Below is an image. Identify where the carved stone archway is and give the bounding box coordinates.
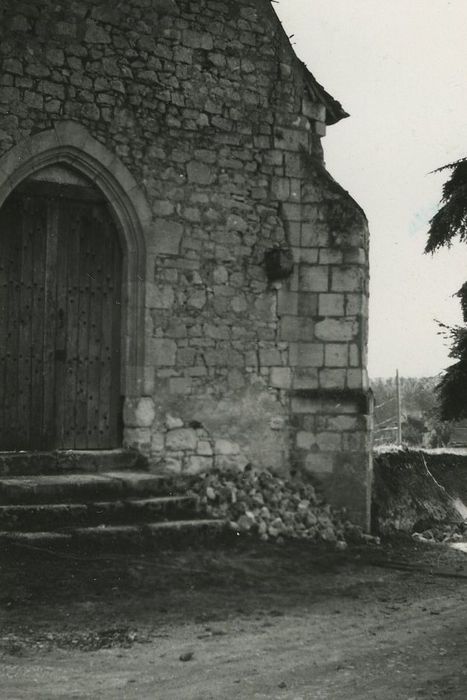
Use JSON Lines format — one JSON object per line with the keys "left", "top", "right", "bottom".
{"left": 0, "top": 121, "right": 151, "bottom": 400}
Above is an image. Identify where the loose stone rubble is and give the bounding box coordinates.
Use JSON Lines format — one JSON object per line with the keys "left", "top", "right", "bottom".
{"left": 412, "top": 523, "right": 467, "bottom": 545}
{"left": 188, "top": 465, "right": 371, "bottom": 545}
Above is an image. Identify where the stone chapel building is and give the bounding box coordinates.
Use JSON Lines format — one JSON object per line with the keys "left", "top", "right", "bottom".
{"left": 0, "top": 0, "right": 372, "bottom": 527}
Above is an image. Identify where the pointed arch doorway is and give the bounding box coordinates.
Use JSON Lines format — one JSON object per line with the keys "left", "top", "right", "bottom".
{"left": 0, "top": 166, "right": 123, "bottom": 450}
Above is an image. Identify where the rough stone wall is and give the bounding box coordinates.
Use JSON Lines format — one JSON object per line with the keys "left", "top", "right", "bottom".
{"left": 0, "top": 0, "right": 371, "bottom": 526}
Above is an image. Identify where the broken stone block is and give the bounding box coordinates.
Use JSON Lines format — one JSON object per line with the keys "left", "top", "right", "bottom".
{"left": 166, "top": 428, "right": 198, "bottom": 451}
{"left": 166, "top": 414, "right": 183, "bottom": 430}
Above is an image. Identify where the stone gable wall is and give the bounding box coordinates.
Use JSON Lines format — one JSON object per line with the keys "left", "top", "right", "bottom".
{"left": 0, "top": 0, "right": 372, "bottom": 526}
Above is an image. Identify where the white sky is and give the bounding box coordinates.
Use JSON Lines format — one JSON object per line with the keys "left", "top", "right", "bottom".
{"left": 275, "top": 0, "right": 467, "bottom": 378}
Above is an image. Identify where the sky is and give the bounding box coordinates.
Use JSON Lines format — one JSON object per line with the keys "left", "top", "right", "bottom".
{"left": 275, "top": 0, "right": 467, "bottom": 378}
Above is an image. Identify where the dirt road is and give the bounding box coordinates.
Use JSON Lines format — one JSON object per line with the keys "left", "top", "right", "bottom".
{"left": 1, "top": 540, "right": 466, "bottom": 699}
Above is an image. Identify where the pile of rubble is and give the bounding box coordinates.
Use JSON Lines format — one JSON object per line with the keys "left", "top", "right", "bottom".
{"left": 188, "top": 466, "right": 370, "bottom": 546}
{"left": 412, "top": 522, "right": 467, "bottom": 545}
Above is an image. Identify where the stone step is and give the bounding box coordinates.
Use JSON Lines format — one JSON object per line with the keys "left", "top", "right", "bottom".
{"left": 0, "top": 519, "right": 227, "bottom": 548}
{"left": 0, "top": 495, "right": 198, "bottom": 532}
{"left": 0, "top": 471, "right": 179, "bottom": 505}
{"left": 0, "top": 449, "right": 143, "bottom": 477}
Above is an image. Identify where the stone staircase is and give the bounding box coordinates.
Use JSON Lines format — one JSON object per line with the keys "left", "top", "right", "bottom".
{"left": 0, "top": 450, "right": 224, "bottom": 547}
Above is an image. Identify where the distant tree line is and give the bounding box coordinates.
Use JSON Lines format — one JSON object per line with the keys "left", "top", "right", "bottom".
{"left": 372, "top": 376, "right": 452, "bottom": 447}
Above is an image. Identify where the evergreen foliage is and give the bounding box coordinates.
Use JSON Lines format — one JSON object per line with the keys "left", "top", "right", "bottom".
{"left": 426, "top": 159, "right": 467, "bottom": 253}
{"left": 427, "top": 160, "right": 467, "bottom": 419}
{"left": 436, "top": 324, "right": 467, "bottom": 420}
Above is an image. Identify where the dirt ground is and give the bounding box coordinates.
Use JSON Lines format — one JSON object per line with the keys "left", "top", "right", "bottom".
{"left": 1, "top": 537, "right": 467, "bottom": 699}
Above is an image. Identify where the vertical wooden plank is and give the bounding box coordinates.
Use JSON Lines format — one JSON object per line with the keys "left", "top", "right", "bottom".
{"left": 0, "top": 198, "right": 11, "bottom": 447}
{"left": 62, "top": 203, "right": 81, "bottom": 450}
{"left": 99, "top": 216, "right": 114, "bottom": 447}
{"left": 109, "top": 216, "right": 122, "bottom": 447}
{"left": 74, "top": 204, "right": 92, "bottom": 449}
{"left": 17, "top": 196, "right": 34, "bottom": 447}
{"left": 0, "top": 204, "right": 5, "bottom": 445}
{"left": 54, "top": 193, "right": 70, "bottom": 449}
{"left": 85, "top": 203, "right": 103, "bottom": 448}
{"left": 0, "top": 197, "right": 19, "bottom": 449}
{"left": 41, "top": 198, "right": 58, "bottom": 449}
{"left": 2, "top": 197, "right": 22, "bottom": 449}
{"left": 97, "top": 211, "right": 122, "bottom": 448}
{"left": 29, "top": 195, "right": 48, "bottom": 449}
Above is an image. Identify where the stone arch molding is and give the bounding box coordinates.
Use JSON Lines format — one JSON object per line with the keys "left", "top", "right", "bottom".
{"left": 0, "top": 121, "right": 151, "bottom": 398}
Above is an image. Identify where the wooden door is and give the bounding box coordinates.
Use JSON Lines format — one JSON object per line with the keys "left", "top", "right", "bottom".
{"left": 0, "top": 182, "right": 122, "bottom": 450}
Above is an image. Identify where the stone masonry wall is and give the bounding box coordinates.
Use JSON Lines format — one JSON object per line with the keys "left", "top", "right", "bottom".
{"left": 0, "top": 0, "right": 371, "bottom": 526}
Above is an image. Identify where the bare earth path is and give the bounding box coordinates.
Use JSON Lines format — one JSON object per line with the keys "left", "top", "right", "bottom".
{"left": 1, "top": 540, "right": 466, "bottom": 699}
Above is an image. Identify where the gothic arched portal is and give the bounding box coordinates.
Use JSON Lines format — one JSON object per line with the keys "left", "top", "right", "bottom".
{"left": 0, "top": 124, "right": 150, "bottom": 450}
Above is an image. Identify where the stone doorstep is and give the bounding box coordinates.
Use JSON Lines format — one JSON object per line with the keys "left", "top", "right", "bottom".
{"left": 0, "top": 495, "right": 198, "bottom": 532}
{"left": 0, "top": 471, "right": 177, "bottom": 505}
{"left": 0, "top": 449, "right": 142, "bottom": 477}
{"left": 0, "top": 519, "right": 227, "bottom": 548}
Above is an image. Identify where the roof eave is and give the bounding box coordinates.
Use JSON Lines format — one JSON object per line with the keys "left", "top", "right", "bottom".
{"left": 302, "top": 63, "right": 349, "bottom": 126}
